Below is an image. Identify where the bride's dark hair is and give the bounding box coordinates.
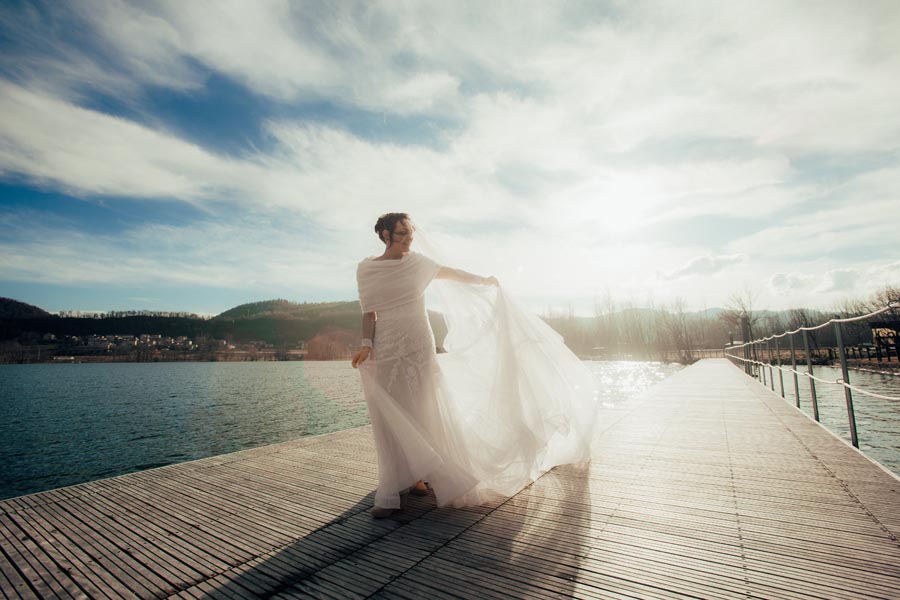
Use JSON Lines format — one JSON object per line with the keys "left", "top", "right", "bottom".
{"left": 374, "top": 212, "right": 412, "bottom": 245}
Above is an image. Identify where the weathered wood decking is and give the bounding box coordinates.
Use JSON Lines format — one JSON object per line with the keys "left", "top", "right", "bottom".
{"left": 2, "top": 359, "right": 899, "bottom": 599}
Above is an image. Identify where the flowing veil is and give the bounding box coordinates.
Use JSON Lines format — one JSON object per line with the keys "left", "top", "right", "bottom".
{"left": 408, "top": 222, "right": 600, "bottom": 506}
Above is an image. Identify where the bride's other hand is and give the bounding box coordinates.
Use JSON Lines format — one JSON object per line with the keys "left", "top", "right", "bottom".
{"left": 352, "top": 347, "right": 371, "bottom": 368}
{"left": 436, "top": 266, "right": 499, "bottom": 287}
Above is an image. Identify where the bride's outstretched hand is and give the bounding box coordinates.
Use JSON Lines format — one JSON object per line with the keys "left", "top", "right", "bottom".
{"left": 482, "top": 276, "right": 499, "bottom": 286}
{"left": 352, "top": 347, "right": 371, "bottom": 368}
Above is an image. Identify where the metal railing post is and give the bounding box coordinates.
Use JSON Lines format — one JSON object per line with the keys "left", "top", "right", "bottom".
{"left": 775, "top": 337, "right": 784, "bottom": 398}
{"left": 766, "top": 339, "right": 774, "bottom": 390}
{"left": 758, "top": 341, "right": 764, "bottom": 382}
{"left": 750, "top": 342, "right": 756, "bottom": 378}
{"left": 833, "top": 321, "right": 859, "bottom": 448}
{"left": 747, "top": 342, "right": 753, "bottom": 377}
{"left": 759, "top": 341, "right": 767, "bottom": 386}
{"left": 802, "top": 330, "right": 819, "bottom": 421}
{"left": 789, "top": 333, "right": 800, "bottom": 408}
{"left": 740, "top": 313, "right": 751, "bottom": 374}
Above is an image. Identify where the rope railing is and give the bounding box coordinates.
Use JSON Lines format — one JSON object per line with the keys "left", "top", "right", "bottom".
{"left": 724, "top": 301, "right": 900, "bottom": 448}
{"left": 728, "top": 352, "right": 900, "bottom": 402}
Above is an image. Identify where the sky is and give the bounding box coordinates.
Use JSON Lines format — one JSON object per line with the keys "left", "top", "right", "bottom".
{"left": 1, "top": 1, "right": 899, "bottom": 316}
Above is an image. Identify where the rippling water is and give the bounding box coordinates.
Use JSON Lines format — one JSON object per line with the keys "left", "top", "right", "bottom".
{"left": 0, "top": 360, "right": 682, "bottom": 501}
{"left": 756, "top": 363, "right": 900, "bottom": 476}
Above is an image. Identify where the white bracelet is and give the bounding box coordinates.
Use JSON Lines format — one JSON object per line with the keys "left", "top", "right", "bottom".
{"left": 361, "top": 338, "right": 373, "bottom": 348}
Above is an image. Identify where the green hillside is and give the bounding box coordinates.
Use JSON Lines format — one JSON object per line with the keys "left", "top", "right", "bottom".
{"left": 214, "top": 299, "right": 360, "bottom": 320}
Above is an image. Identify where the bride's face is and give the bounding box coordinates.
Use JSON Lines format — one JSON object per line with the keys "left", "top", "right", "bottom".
{"left": 390, "top": 220, "right": 414, "bottom": 250}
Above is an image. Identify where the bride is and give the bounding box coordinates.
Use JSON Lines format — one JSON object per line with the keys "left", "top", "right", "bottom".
{"left": 353, "top": 212, "right": 598, "bottom": 518}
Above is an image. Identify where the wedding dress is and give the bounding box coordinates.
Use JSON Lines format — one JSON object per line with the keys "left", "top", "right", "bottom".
{"left": 357, "top": 237, "right": 598, "bottom": 510}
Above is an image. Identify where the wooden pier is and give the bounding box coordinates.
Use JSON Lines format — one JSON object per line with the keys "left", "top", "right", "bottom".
{"left": 2, "top": 359, "right": 899, "bottom": 599}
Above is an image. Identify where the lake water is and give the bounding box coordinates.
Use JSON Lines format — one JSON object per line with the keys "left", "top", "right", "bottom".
{"left": 757, "top": 363, "right": 900, "bottom": 476}
{"left": 0, "top": 360, "right": 683, "bottom": 501}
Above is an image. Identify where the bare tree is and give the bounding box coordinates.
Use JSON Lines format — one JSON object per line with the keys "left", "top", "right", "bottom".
{"left": 661, "top": 298, "right": 693, "bottom": 362}
{"left": 593, "top": 290, "right": 619, "bottom": 352}
{"left": 720, "top": 286, "right": 760, "bottom": 341}
{"left": 867, "top": 285, "right": 900, "bottom": 312}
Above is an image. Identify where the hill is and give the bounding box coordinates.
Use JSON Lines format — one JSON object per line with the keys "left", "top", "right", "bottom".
{"left": 215, "top": 299, "right": 360, "bottom": 320}
{"left": 0, "top": 297, "right": 54, "bottom": 319}
{"left": 214, "top": 299, "right": 447, "bottom": 345}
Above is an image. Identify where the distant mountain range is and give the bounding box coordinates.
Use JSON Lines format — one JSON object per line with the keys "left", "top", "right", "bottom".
{"left": 0, "top": 297, "right": 366, "bottom": 320}
{"left": 0, "top": 297, "right": 364, "bottom": 344}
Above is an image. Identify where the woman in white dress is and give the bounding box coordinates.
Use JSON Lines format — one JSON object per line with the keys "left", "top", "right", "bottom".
{"left": 353, "top": 213, "right": 598, "bottom": 518}
{"left": 352, "top": 213, "right": 497, "bottom": 517}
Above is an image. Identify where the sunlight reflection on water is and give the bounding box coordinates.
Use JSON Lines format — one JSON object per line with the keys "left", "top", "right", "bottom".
{"left": 587, "top": 360, "right": 685, "bottom": 409}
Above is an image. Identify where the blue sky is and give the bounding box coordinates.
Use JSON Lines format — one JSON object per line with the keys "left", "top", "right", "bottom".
{"left": 1, "top": 1, "right": 899, "bottom": 315}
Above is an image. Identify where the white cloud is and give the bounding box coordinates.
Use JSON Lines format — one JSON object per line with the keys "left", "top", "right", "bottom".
{"left": 817, "top": 268, "right": 860, "bottom": 293}
{"left": 769, "top": 272, "right": 818, "bottom": 294}
{"left": 869, "top": 260, "right": 900, "bottom": 283}
{"left": 660, "top": 254, "right": 746, "bottom": 280}
{"left": 0, "top": 80, "right": 256, "bottom": 201}
{"left": 82, "top": 0, "right": 467, "bottom": 114}
{"left": 766, "top": 261, "right": 900, "bottom": 307}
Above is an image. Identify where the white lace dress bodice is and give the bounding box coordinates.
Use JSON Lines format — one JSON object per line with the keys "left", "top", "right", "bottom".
{"left": 372, "top": 297, "right": 437, "bottom": 402}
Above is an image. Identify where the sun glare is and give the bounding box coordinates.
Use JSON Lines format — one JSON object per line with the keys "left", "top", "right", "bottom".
{"left": 565, "top": 173, "right": 660, "bottom": 235}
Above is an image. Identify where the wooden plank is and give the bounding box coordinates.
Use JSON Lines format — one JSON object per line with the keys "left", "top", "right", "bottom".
{"left": 0, "top": 513, "right": 74, "bottom": 599}
{"left": 286, "top": 574, "right": 368, "bottom": 600}
{"left": 54, "top": 492, "right": 203, "bottom": 588}
{"left": 462, "top": 518, "right": 748, "bottom": 581}
{"left": 97, "top": 475, "right": 287, "bottom": 556}
{"left": 167, "top": 587, "right": 205, "bottom": 600}
{"left": 200, "top": 561, "right": 283, "bottom": 598}
{"left": 5, "top": 504, "right": 133, "bottom": 599}
{"left": 0, "top": 528, "right": 40, "bottom": 600}
{"left": 148, "top": 467, "right": 337, "bottom": 535}
{"left": 86, "top": 479, "right": 257, "bottom": 563}
{"left": 35, "top": 495, "right": 163, "bottom": 598}
{"left": 38, "top": 488, "right": 188, "bottom": 587}
{"left": 80, "top": 481, "right": 234, "bottom": 574}
{"left": 207, "top": 462, "right": 374, "bottom": 519}
{"left": 3, "top": 508, "right": 113, "bottom": 600}
{"left": 415, "top": 552, "right": 687, "bottom": 600}
{"left": 379, "top": 570, "right": 478, "bottom": 600}
{"left": 439, "top": 534, "right": 751, "bottom": 600}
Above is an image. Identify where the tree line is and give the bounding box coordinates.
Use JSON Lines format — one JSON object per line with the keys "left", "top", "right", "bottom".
{"left": 543, "top": 285, "right": 899, "bottom": 360}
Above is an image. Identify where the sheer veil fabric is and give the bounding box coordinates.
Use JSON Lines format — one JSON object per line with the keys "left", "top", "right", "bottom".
{"left": 357, "top": 224, "right": 599, "bottom": 509}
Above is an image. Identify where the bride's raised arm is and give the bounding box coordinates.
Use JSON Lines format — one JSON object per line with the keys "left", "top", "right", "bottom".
{"left": 436, "top": 266, "right": 499, "bottom": 287}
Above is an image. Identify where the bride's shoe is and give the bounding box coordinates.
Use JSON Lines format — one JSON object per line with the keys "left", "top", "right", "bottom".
{"left": 409, "top": 481, "right": 429, "bottom": 496}
{"left": 371, "top": 506, "right": 397, "bottom": 519}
